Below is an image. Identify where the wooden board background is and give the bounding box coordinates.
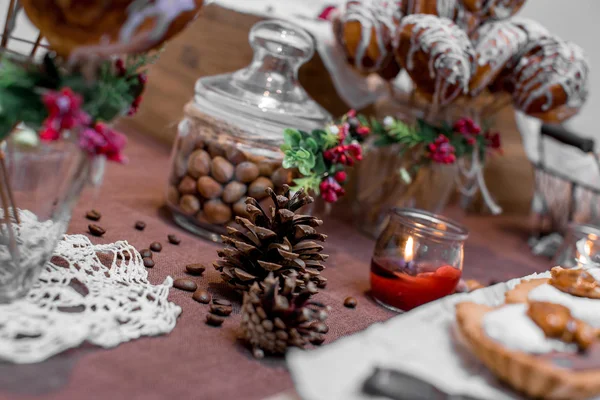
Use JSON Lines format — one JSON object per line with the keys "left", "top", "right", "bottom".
{"left": 121, "top": 4, "right": 535, "bottom": 215}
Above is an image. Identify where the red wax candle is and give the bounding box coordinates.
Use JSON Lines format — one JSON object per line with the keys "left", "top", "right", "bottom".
{"left": 370, "top": 256, "right": 462, "bottom": 311}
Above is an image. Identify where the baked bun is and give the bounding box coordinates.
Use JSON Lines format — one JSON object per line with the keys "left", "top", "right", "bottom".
{"left": 21, "top": 0, "right": 204, "bottom": 57}
{"left": 394, "top": 14, "right": 475, "bottom": 105}
{"left": 508, "top": 36, "right": 589, "bottom": 123}
{"left": 462, "top": 0, "right": 526, "bottom": 21}
{"left": 334, "top": 0, "right": 404, "bottom": 78}
{"left": 405, "top": 0, "right": 480, "bottom": 34}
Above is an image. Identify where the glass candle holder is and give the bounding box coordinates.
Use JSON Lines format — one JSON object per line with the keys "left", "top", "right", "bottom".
{"left": 552, "top": 223, "right": 600, "bottom": 268}
{"left": 370, "top": 208, "right": 468, "bottom": 312}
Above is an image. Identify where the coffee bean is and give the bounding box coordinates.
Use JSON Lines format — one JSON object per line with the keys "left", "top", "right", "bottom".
{"left": 168, "top": 234, "right": 181, "bottom": 245}
{"left": 139, "top": 248, "right": 152, "bottom": 258}
{"left": 143, "top": 258, "right": 155, "bottom": 268}
{"left": 179, "top": 195, "right": 201, "bottom": 215}
{"left": 185, "top": 263, "right": 205, "bottom": 275}
{"left": 257, "top": 161, "right": 276, "bottom": 177}
{"left": 150, "top": 242, "right": 162, "bottom": 252}
{"left": 248, "top": 177, "right": 274, "bottom": 199}
{"left": 135, "top": 221, "right": 146, "bottom": 231}
{"left": 210, "top": 304, "right": 232, "bottom": 316}
{"left": 206, "top": 313, "right": 224, "bottom": 327}
{"left": 173, "top": 278, "right": 197, "bottom": 292}
{"left": 88, "top": 224, "right": 106, "bottom": 237}
{"left": 235, "top": 162, "right": 260, "bottom": 183}
{"left": 193, "top": 290, "right": 211, "bottom": 304}
{"left": 207, "top": 141, "right": 226, "bottom": 158}
{"left": 177, "top": 175, "right": 197, "bottom": 195}
{"left": 343, "top": 297, "right": 357, "bottom": 308}
{"left": 85, "top": 210, "right": 102, "bottom": 221}
{"left": 210, "top": 156, "right": 234, "bottom": 184}
{"left": 212, "top": 298, "right": 231, "bottom": 307}
{"left": 197, "top": 176, "right": 223, "bottom": 199}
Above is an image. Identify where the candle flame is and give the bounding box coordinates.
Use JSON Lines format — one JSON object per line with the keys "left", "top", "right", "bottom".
{"left": 404, "top": 236, "right": 414, "bottom": 262}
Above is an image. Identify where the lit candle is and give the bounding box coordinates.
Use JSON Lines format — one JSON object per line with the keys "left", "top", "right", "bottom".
{"left": 403, "top": 236, "right": 417, "bottom": 275}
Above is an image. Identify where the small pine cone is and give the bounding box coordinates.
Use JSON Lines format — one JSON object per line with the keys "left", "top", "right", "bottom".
{"left": 240, "top": 273, "right": 328, "bottom": 358}
{"left": 214, "top": 185, "right": 328, "bottom": 293}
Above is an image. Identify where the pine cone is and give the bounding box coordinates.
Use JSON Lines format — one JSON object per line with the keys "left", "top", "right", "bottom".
{"left": 240, "top": 273, "right": 329, "bottom": 358}
{"left": 214, "top": 185, "right": 328, "bottom": 292}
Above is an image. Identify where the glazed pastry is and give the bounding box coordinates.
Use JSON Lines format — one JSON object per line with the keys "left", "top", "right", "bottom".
{"left": 21, "top": 0, "right": 204, "bottom": 57}
{"left": 507, "top": 36, "right": 590, "bottom": 123}
{"left": 334, "top": 0, "right": 404, "bottom": 78}
{"left": 404, "top": 0, "right": 480, "bottom": 34}
{"left": 482, "top": 17, "right": 550, "bottom": 94}
{"left": 394, "top": 14, "right": 475, "bottom": 105}
{"left": 469, "top": 18, "right": 548, "bottom": 96}
{"left": 457, "top": 301, "right": 600, "bottom": 400}
{"left": 506, "top": 267, "right": 600, "bottom": 328}
{"left": 461, "top": 0, "right": 526, "bottom": 21}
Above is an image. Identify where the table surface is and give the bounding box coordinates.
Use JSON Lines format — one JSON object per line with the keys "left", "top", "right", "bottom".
{"left": 0, "top": 129, "right": 549, "bottom": 400}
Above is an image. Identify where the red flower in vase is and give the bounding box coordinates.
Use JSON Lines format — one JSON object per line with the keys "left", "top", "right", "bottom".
{"left": 320, "top": 177, "right": 345, "bottom": 203}
{"left": 453, "top": 117, "right": 481, "bottom": 146}
{"left": 40, "top": 87, "right": 90, "bottom": 141}
{"left": 484, "top": 131, "right": 502, "bottom": 152}
{"left": 79, "top": 123, "right": 127, "bottom": 163}
{"left": 427, "top": 135, "right": 456, "bottom": 164}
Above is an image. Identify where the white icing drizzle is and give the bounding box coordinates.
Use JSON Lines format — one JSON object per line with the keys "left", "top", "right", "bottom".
{"left": 511, "top": 36, "right": 589, "bottom": 115}
{"left": 398, "top": 14, "right": 474, "bottom": 105}
{"left": 483, "top": 304, "right": 577, "bottom": 354}
{"left": 477, "top": 0, "right": 525, "bottom": 20}
{"left": 341, "top": 0, "right": 404, "bottom": 71}
{"left": 472, "top": 20, "right": 527, "bottom": 70}
{"left": 404, "top": 0, "right": 475, "bottom": 33}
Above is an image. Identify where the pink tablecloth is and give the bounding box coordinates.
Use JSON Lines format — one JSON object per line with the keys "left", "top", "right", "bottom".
{"left": 0, "top": 129, "right": 548, "bottom": 400}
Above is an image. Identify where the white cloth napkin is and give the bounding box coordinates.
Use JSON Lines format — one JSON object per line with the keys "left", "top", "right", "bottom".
{"left": 287, "top": 272, "right": 559, "bottom": 400}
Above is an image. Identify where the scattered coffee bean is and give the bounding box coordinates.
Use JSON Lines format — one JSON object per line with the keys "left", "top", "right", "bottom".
{"left": 173, "top": 278, "right": 197, "bottom": 292}
{"left": 206, "top": 313, "right": 224, "bottom": 327}
{"left": 135, "top": 221, "right": 146, "bottom": 231}
{"left": 209, "top": 304, "right": 232, "bottom": 317}
{"left": 88, "top": 224, "right": 106, "bottom": 237}
{"left": 139, "top": 248, "right": 152, "bottom": 259}
{"left": 117, "top": 252, "right": 132, "bottom": 260}
{"left": 344, "top": 297, "right": 357, "bottom": 308}
{"left": 85, "top": 210, "right": 102, "bottom": 221}
{"left": 150, "top": 242, "right": 162, "bottom": 252}
{"left": 168, "top": 234, "right": 181, "bottom": 245}
{"left": 212, "top": 298, "right": 232, "bottom": 307}
{"left": 193, "top": 290, "right": 211, "bottom": 304}
{"left": 143, "top": 258, "right": 155, "bottom": 268}
{"left": 185, "top": 263, "right": 205, "bottom": 275}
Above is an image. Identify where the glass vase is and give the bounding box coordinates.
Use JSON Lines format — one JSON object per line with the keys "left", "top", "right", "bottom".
{"left": 370, "top": 208, "right": 468, "bottom": 312}
{"left": 0, "top": 128, "right": 92, "bottom": 303}
{"left": 353, "top": 140, "right": 458, "bottom": 239}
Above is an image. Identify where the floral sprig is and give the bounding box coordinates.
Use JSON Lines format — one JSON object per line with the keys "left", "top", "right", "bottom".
{"left": 0, "top": 52, "right": 159, "bottom": 162}
{"left": 282, "top": 110, "right": 369, "bottom": 203}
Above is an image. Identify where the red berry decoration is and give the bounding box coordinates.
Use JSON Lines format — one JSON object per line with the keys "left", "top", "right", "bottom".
{"left": 427, "top": 134, "right": 456, "bottom": 165}
{"left": 334, "top": 171, "right": 347, "bottom": 183}
{"left": 115, "top": 59, "right": 126, "bottom": 76}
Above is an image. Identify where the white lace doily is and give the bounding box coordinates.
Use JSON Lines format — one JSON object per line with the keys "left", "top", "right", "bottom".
{"left": 0, "top": 234, "right": 182, "bottom": 364}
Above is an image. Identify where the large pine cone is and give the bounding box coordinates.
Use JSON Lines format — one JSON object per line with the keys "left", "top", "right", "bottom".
{"left": 240, "top": 273, "right": 329, "bottom": 359}
{"left": 214, "top": 185, "right": 328, "bottom": 292}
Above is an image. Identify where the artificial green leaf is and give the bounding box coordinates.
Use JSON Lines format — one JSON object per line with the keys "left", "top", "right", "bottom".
{"left": 283, "top": 128, "right": 302, "bottom": 147}
{"left": 313, "top": 154, "right": 327, "bottom": 175}
{"left": 292, "top": 176, "right": 322, "bottom": 195}
{"left": 304, "top": 137, "right": 319, "bottom": 153}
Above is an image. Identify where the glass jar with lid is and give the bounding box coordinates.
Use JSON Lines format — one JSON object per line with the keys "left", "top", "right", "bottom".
{"left": 166, "top": 19, "right": 331, "bottom": 242}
